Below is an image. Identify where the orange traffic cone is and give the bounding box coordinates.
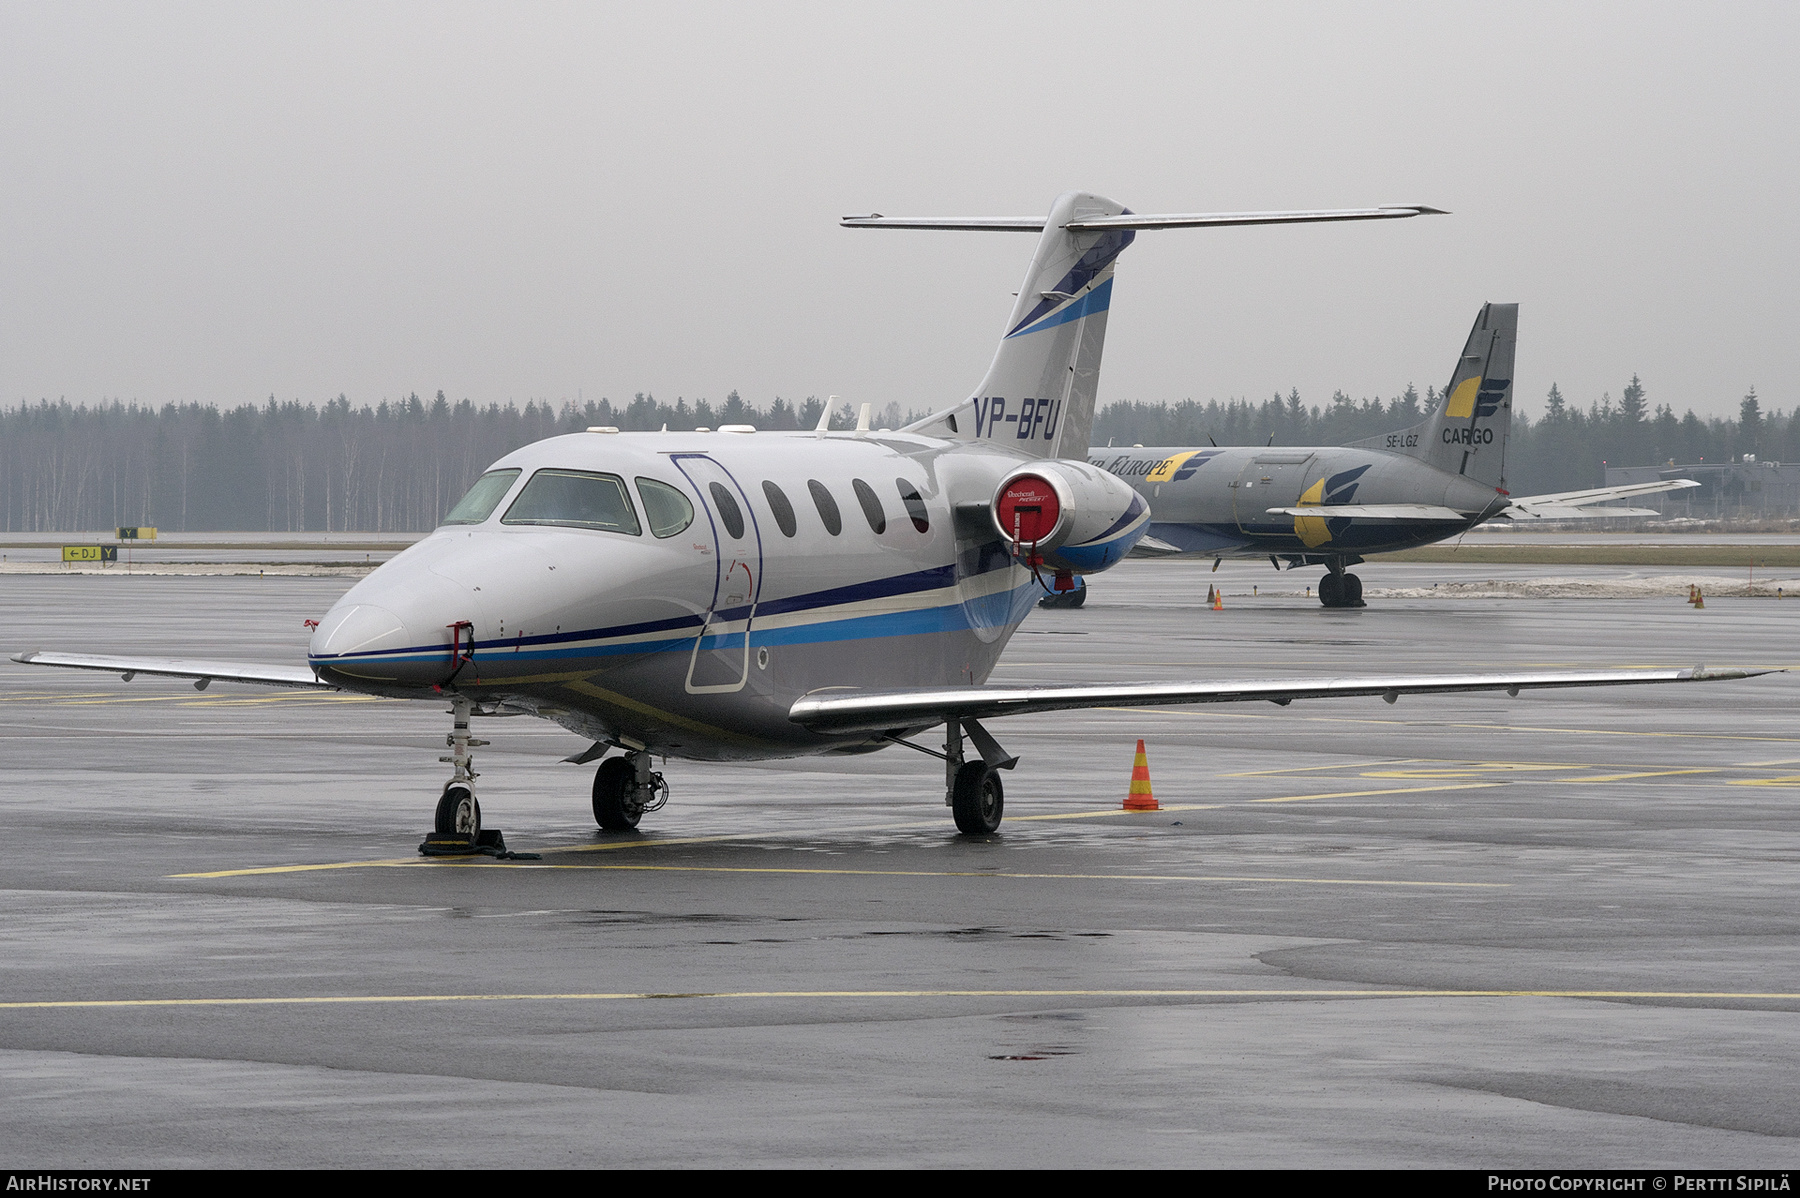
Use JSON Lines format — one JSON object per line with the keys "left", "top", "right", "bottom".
{"left": 1693, "top": 587, "right": 1705, "bottom": 609}
{"left": 1123, "top": 739, "right": 1159, "bottom": 811}
{"left": 1211, "top": 587, "right": 1223, "bottom": 611}
{"left": 1687, "top": 584, "right": 1697, "bottom": 604}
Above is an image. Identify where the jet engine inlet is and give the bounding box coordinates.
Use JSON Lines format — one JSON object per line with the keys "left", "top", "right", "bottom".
{"left": 990, "top": 460, "right": 1150, "bottom": 575}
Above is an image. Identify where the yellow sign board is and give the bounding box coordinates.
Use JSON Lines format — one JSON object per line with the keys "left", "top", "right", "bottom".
{"left": 116, "top": 527, "right": 157, "bottom": 540}
{"left": 62, "top": 545, "right": 118, "bottom": 562}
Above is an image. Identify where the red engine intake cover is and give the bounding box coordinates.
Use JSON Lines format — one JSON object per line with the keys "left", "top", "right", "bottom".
{"left": 996, "top": 475, "right": 1061, "bottom": 544}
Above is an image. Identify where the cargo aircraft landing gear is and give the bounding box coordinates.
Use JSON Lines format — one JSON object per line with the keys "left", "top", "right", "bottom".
{"left": 592, "top": 749, "right": 669, "bottom": 831}
{"left": 1318, "top": 560, "right": 1365, "bottom": 609}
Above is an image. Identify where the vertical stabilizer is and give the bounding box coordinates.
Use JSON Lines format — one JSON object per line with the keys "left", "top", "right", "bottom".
{"left": 903, "top": 192, "right": 1134, "bottom": 459}
{"left": 1354, "top": 303, "right": 1517, "bottom": 489}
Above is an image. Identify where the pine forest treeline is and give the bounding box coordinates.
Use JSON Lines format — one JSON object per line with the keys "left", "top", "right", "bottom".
{"left": 1, "top": 381, "right": 1790, "bottom": 532}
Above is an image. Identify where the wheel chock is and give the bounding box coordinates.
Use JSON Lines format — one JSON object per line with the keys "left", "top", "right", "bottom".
{"left": 1123, "top": 739, "right": 1159, "bottom": 811}
{"left": 418, "top": 829, "right": 541, "bottom": 860}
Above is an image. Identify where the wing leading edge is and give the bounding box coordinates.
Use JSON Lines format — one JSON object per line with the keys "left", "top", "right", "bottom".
{"left": 790, "top": 666, "right": 1772, "bottom": 734}
{"left": 11, "top": 650, "right": 331, "bottom": 690}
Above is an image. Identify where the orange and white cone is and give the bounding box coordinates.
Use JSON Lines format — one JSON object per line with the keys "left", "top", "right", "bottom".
{"left": 1693, "top": 587, "right": 1705, "bottom": 609}
{"left": 1211, "top": 587, "right": 1223, "bottom": 611}
{"left": 1123, "top": 739, "right": 1159, "bottom": 811}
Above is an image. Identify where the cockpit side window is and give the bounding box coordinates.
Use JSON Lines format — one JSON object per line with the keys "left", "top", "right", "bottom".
{"left": 636, "top": 477, "right": 695, "bottom": 539}
{"left": 442, "top": 469, "right": 521, "bottom": 525}
{"left": 502, "top": 469, "right": 642, "bottom": 535}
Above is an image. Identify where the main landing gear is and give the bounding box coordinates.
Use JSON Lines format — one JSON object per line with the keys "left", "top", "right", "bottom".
{"left": 943, "top": 716, "right": 1018, "bottom": 835}
{"left": 1318, "top": 564, "right": 1365, "bottom": 609}
{"left": 592, "top": 749, "right": 669, "bottom": 831}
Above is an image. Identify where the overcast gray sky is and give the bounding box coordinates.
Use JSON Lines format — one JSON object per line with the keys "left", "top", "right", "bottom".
{"left": 3, "top": 1, "right": 1795, "bottom": 422}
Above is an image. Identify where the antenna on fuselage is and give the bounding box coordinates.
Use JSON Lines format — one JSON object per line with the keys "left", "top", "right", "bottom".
{"left": 814, "top": 395, "right": 840, "bottom": 438}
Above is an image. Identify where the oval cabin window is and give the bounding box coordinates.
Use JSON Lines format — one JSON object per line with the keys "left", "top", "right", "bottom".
{"left": 851, "top": 478, "right": 886, "bottom": 535}
{"left": 896, "top": 479, "right": 930, "bottom": 533}
{"left": 708, "top": 481, "right": 746, "bottom": 540}
{"left": 762, "top": 481, "right": 798, "bottom": 538}
{"left": 807, "top": 479, "right": 842, "bottom": 536}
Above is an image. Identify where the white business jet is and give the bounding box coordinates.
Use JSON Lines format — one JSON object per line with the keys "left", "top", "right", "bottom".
{"left": 12, "top": 193, "right": 1767, "bottom": 838}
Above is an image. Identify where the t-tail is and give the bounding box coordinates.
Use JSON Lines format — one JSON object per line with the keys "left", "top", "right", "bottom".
{"left": 844, "top": 194, "right": 1448, "bottom": 461}
{"left": 1354, "top": 302, "right": 1517, "bottom": 489}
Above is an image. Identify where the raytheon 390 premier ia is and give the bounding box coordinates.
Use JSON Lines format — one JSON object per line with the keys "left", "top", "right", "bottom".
{"left": 13, "top": 193, "right": 1764, "bottom": 838}
{"left": 1090, "top": 304, "right": 1699, "bottom": 607}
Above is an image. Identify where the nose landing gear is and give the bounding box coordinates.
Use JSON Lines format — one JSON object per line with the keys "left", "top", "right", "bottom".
{"left": 592, "top": 750, "right": 669, "bottom": 831}
{"left": 434, "top": 695, "right": 487, "bottom": 835}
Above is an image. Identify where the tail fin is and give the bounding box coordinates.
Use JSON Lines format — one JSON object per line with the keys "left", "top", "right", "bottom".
{"left": 902, "top": 191, "right": 1133, "bottom": 459}
{"left": 849, "top": 193, "right": 1446, "bottom": 461}
{"left": 1353, "top": 302, "right": 1517, "bottom": 488}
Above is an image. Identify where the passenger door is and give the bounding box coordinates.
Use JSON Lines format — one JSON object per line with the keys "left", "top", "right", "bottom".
{"left": 671, "top": 453, "right": 763, "bottom": 694}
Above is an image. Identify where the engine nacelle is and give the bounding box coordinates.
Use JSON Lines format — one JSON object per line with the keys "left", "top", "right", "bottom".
{"left": 991, "top": 460, "right": 1149, "bottom": 575}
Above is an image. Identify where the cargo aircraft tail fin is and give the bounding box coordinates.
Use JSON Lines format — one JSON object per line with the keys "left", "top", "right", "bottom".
{"left": 844, "top": 196, "right": 1444, "bottom": 462}
{"left": 1352, "top": 302, "right": 1517, "bottom": 490}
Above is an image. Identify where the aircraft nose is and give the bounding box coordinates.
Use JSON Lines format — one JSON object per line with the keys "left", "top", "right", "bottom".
{"left": 310, "top": 603, "right": 409, "bottom": 659}
{"left": 309, "top": 564, "right": 484, "bottom": 689}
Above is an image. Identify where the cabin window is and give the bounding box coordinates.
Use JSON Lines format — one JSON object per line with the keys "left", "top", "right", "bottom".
{"left": 708, "top": 481, "right": 746, "bottom": 540}
{"left": 635, "top": 477, "right": 693, "bottom": 538}
{"left": 896, "top": 479, "right": 930, "bottom": 533}
{"left": 852, "top": 478, "right": 886, "bottom": 535}
{"left": 762, "top": 481, "right": 798, "bottom": 538}
{"left": 807, "top": 479, "right": 842, "bottom": 536}
{"left": 502, "top": 469, "right": 640, "bottom": 534}
{"left": 442, "top": 469, "right": 520, "bottom": 525}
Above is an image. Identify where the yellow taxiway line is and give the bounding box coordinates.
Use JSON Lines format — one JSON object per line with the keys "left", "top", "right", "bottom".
{"left": 5, "top": 987, "right": 1798, "bottom": 1012}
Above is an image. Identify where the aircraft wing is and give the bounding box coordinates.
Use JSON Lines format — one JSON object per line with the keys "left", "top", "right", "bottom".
{"left": 790, "top": 666, "right": 1772, "bottom": 734}
{"left": 1263, "top": 504, "right": 1467, "bottom": 521}
{"left": 1500, "top": 478, "right": 1700, "bottom": 520}
{"left": 841, "top": 206, "right": 1445, "bottom": 232}
{"left": 10, "top": 650, "right": 331, "bottom": 690}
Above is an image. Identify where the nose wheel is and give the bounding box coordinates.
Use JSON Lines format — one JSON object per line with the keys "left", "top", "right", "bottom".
{"left": 435, "top": 784, "right": 481, "bottom": 835}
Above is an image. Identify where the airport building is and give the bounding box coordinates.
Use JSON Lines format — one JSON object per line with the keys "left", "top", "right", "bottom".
{"left": 1606, "top": 457, "right": 1800, "bottom": 518}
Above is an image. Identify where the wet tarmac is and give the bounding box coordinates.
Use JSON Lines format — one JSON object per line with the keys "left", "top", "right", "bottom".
{"left": 3, "top": 560, "right": 1798, "bottom": 1167}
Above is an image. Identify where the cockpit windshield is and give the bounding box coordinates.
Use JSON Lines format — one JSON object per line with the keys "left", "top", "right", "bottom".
{"left": 502, "top": 469, "right": 642, "bottom": 535}
{"left": 442, "top": 469, "right": 521, "bottom": 525}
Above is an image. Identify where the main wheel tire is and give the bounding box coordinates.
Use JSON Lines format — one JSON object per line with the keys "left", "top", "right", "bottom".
{"left": 592, "top": 756, "right": 642, "bottom": 831}
{"left": 1343, "top": 572, "right": 1364, "bottom": 606}
{"left": 435, "top": 784, "right": 480, "bottom": 836}
{"left": 1318, "top": 572, "right": 1344, "bottom": 607}
{"left": 951, "top": 761, "right": 1004, "bottom": 835}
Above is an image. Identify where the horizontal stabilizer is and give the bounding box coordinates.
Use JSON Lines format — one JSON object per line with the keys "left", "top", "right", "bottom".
{"left": 1500, "top": 505, "right": 1661, "bottom": 521}
{"left": 791, "top": 666, "right": 1775, "bottom": 734}
{"left": 1128, "top": 535, "right": 1186, "bottom": 557}
{"left": 842, "top": 206, "right": 1446, "bottom": 232}
{"left": 1264, "top": 504, "right": 1467, "bottom": 521}
{"left": 11, "top": 650, "right": 331, "bottom": 690}
{"left": 1504, "top": 474, "right": 1699, "bottom": 507}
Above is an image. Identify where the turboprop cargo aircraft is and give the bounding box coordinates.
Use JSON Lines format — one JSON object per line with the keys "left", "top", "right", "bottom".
{"left": 1088, "top": 303, "right": 1699, "bottom": 607}
{"left": 12, "top": 193, "right": 1764, "bottom": 839}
